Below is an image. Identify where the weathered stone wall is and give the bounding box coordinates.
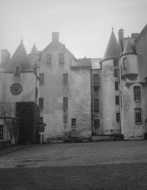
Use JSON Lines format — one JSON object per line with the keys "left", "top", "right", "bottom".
{"left": 0, "top": 72, "right": 36, "bottom": 142}
{"left": 136, "top": 32, "right": 147, "bottom": 81}
{"left": 39, "top": 41, "right": 91, "bottom": 141}
{"left": 69, "top": 69, "right": 91, "bottom": 138}
{"left": 121, "top": 82, "right": 144, "bottom": 139}
{"left": 101, "top": 59, "right": 120, "bottom": 135}
{"left": 0, "top": 72, "right": 36, "bottom": 103}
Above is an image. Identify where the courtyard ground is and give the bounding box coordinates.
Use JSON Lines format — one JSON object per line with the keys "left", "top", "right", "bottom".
{"left": 0, "top": 141, "right": 147, "bottom": 189}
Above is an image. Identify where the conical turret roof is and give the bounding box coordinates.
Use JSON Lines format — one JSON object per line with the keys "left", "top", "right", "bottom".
{"left": 104, "top": 29, "right": 121, "bottom": 59}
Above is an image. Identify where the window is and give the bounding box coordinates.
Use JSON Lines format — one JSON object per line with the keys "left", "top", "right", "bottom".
{"left": 63, "top": 113, "right": 68, "bottom": 124}
{"left": 116, "top": 113, "right": 120, "bottom": 122}
{"left": 113, "top": 59, "right": 118, "bottom": 67}
{"left": 135, "top": 108, "right": 142, "bottom": 124}
{"left": 114, "top": 68, "right": 119, "bottom": 78}
{"left": 94, "top": 99, "right": 99, "bottom": 113}
{"left": 0, "top": 125, "right": 3, "bottom": 139}
{"left": 134, "top": 86, "right": 141, "bottom": 102}
{"left": 115, "top": 81, "right": 119, "bottom": 90}
{"left": 93, "top": 74, "right": 99, "bottom": 85}
{"left": 71, "top": 118, "right": 76, "bottom": 130}
{"left": 47, "top": 54, "right": 52, "bottom": 65}
{"left": 39, "top": 73, "right": 44, "bottom": 85}
{"left": 94, "top": 119, "right": 100, "bottom": 129}
{"left": 63, "top": 73, "right": 68, "bottom": 85}
{"left": 63, "top": 97, "right": 68, "bottom": 112}
{"left": 59, "top": 53, "right": 64, "bottom": 64}
{"left": 94, "top": 86, "right": 99, "bottom": 96}
{"left": 115, "top": 96, "right": 120, "bottom": 105}
{"left": 39, "top": 97, "right": 44, "bottom": 110}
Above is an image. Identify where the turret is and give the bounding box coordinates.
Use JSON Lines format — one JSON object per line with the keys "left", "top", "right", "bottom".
{"left": 104, "top": 29, "right": 121, "bottom": 60}
{"left": 120, "top": 38, "right": 138, "bottom": 80}
{"left": 1, "top": 49, "right": 10, "bottom": 65}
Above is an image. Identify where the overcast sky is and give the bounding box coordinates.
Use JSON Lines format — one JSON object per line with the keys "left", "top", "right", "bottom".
{"left": 0, "top": 0, "right": 147, "bottom": 58}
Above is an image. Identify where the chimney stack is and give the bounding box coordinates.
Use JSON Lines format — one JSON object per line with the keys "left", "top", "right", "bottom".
{"left": 52, "top": 32, "right": 59, "bottom": 42}
{"left": 1, "top": 49, "right": 10, "bottom": 64}
{"left": 118, "top": 29, "right": 124, "bottom": 50}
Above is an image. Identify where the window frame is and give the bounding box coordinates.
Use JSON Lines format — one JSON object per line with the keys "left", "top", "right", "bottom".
{"left": 116, "top": 112, "right": 120, "bottom": 122}
{"left": 94, "top": 98, "right": 99, "bottom": 113}
{"left": 135, "top": 108, "right": 142, "bottom": 124}
{"left": 63, "top": 97, "right": 68, "bottom": 112}
{"left": 0, "top": 125, "right": 3, "bottom": 139}
{"left": 47, "top": 54, "right": 52, "bottom": 65}
{"left": 39, "top": 97, "right": 44, "bottom": 111}
{"left": 71, "top": 118, "right": 76, "bottom": 130}
{"left": 134, "top": 86, "right": 141, "bottom": 102}
{"left": 115, "top": 96, "right": 120, "bottom": 105}
{"left": 39, "top": 73, "right": 45, "bottom": 85}
{"left": 59, "top": 53, "right": 64, "bottom": 64}
{"left": 63, "top": 73, "right": 68, "bottom": 85}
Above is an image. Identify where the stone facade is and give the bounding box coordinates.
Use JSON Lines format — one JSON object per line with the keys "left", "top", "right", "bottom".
{"left": 0, "top": 26, "right": 147, "bottom": 143}
{"left": 39, "top": 33, "right": 91, "bottom": 141}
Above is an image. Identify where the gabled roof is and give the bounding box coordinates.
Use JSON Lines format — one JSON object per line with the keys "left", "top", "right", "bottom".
{"left": 30, "top": 44, "right": 38, "bottom": 54}
{"left": 9, "top": 40, "right": 31, "bottom": 71}
{"left": 123, "top": 38, "right": 136, "bottom": 55}
{"left": 104, "top": 29, "right": 121, "bottom": 59}
{"left": 136, "top": 24, "right": 147, "bottom": 42}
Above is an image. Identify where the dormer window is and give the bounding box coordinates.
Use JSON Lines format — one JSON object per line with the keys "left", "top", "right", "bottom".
{"left": 134, "top": 86, "right": 141, "bottom": 102}
{"left": 59, "top": 53, "right": 64, "bottom": 64}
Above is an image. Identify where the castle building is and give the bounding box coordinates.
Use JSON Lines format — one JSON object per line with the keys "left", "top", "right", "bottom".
{"left": 0, "top": 26, "right": 147, "bottom": 144}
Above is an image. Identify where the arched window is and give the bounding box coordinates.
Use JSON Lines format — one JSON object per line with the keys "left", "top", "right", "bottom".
{"left": 134, "top": 86, "right": 141, "bottom": 102}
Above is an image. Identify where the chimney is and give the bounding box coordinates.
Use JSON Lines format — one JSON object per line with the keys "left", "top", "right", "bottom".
{"left": 118, "top": 29, "right": 124, "bottom": 50}
{"left": 52, "top": 32, "right": 59, "bottom": 42}
{"left": 1, "top": 49, "right": 10, "bottom": 64}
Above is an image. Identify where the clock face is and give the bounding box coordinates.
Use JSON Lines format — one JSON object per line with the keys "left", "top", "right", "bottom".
{"left": 10, "top": 83, "right": 23, "bottom": 95}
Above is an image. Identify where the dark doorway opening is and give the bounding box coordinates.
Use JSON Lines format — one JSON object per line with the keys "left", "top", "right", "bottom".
{"left": 16, "top": 102, "right": 40, "bottom": 144}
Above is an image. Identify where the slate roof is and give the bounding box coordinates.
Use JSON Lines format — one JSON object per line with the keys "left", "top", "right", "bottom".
{"left": 104, "top": 29, "right": 121, "bottom": 59}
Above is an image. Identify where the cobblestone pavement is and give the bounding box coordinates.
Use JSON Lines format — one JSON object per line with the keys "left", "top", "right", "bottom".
{"left": 0, "top": 141, "right": 147, "bottom": 168}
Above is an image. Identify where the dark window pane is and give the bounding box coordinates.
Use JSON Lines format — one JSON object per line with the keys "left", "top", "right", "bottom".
{"left": 115, "top": 81, "right": 119, "bottom": 90}
{"left": 134, "top": 86, "right": 141, "bottom": 102}
{"left": 135, "top": 108, "right": 142, "bottom": 124}
{"left": 94, "top": 119, "right": 100, "bottom": 129}
{"left": 0, "top": 125, "right": 3, "bottom": 139}
{"left": 115, "top": 96, "right": 119, "bottom": 105}
{"left": 63, "top": 73, "right": 68, "bottom": 85}
{"left": 93, "top": 74, "right": 99, "bottom": 85}
{"left": 71, "top": 118, "right": 76, "bottom": 129}
{"left": 63, "top": 113, "right": 68, "bottom": 124}
{"left": 63, "top": 97, "right": 68, "bottom": 112}
{"left": 39, "top": 73, "right": 44, "bottom": 85}
{"left": 114, "top": 68, "right": 119, "bottom": 77}
{"left": 39, "top": 97, "right": 44, "bottom": 110}
{"left": 116, "top": 113, "right": 120, "bottom": 122}
{"left": 94, "top": 99, "right": 99, "bottom": 113}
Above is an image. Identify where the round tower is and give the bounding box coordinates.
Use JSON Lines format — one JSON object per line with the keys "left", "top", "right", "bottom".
{"left": 120, "top": 38, "right": 144, "bottom": 139}
{"left": 101, "top": 29, "right": 121, "bottom": 135}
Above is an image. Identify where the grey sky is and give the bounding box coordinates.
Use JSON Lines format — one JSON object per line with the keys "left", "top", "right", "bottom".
{"left": 0, "top": 0, "right": 147, "bottom": 58}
